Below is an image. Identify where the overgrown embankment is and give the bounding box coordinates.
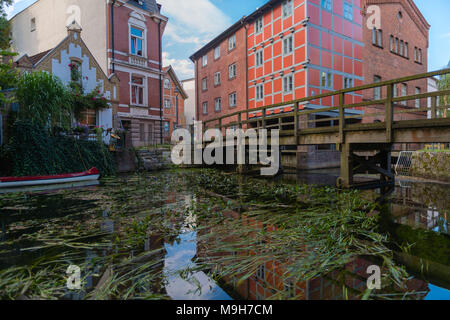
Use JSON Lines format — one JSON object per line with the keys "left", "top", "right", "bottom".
{"left": 410, "top": 152, "right": 450, "bottom": 182}
{"left": 0, "top": 121, "right": 115, "bottom": 177}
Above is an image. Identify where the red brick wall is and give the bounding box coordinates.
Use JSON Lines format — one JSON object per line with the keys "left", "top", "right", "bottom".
{"left": 361, "top": 0, "right": 429, "bottom": 122}
{"left": 163, "top": 74, "right": 186, "bottom": 138}
{"left": 107, "top": 3, "right": 163, "bottom": 116}
{"left": 195, "top": 27, "right": 247, "bottom": 126}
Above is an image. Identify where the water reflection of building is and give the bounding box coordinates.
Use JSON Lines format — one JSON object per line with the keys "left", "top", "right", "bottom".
{"left": 196, "top": 209, "right": 429, "bottom": 300}
{"left": 391, "top": 182, "right": 449, "bottom": 234}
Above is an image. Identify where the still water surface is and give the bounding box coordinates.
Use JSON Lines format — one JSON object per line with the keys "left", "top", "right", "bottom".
{"left": 0, "top": 169, "right": 448, "bottom": 300}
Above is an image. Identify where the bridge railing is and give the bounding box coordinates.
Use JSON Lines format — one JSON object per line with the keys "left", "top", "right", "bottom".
{"left": 203, "top": 68, "right": 450, "bottom": 144}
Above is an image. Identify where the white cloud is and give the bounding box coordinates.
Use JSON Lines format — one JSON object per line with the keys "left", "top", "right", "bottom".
{"left": 159, "top": 0, "right": 232, "bottom": 46}
{"left": 163, "top": 51, "right": 194, "bottom": 79}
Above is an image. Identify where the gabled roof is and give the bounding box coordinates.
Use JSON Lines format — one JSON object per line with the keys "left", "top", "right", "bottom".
{"left": 28, "top": 49, "right": 52, "bottom": 65}
{"left": 164, "top": 65, "right": 188, "bottom": 99}
{"left": 15, "top": 27, "right": 119, "bottom": 84}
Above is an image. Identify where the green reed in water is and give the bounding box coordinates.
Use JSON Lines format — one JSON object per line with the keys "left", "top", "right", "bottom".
{"left": 187, "top": 170, "right": 415, "bottom": 300}
{"left": 0, "top": 169, "right": 418, "bottom": 300}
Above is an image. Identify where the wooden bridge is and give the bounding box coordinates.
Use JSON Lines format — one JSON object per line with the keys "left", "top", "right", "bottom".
{"left": 201, "top": 68, "right": 450, "bottom": 188}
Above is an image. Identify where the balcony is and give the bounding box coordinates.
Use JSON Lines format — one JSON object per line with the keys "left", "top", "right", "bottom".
{"left": 129, "top": 55, "right": 147, "bottom": 68}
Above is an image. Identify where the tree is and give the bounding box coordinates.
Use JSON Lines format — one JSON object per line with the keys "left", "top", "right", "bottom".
{"left": 438, "top": 74, "right": 450, "bottom": 118}
{"left": 15, "top": 71, "right": 72, "bottom": 129}
{"left": 0, "top": 0, "right": 13, "bottom": 50}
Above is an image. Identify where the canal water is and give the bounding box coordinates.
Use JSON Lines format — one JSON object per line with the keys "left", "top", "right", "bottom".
{"left": 0, "top": 169, "right": 448, "bottom": 300}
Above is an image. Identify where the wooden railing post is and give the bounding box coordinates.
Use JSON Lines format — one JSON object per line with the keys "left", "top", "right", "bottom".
{"left": 385, "top": 84, "right": 394, "bottom": 143}
{"left": 431, "top": 96, "right": 437, "bottom": 119}
{"left": 339, "top": 92, "right": 345, "bottom": 144}
{"left": 238, "top": 112, "right": 242, "bottom": 129}
{"left": 218, "top": 118, "right": 222, "bottom": 134}
{"left": 262, "top": 106, "right": 266, "bottom": 130}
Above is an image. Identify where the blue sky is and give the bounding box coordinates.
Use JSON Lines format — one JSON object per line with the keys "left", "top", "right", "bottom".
{"left": 6, "top": 0, "right": 450, "bottom": 80}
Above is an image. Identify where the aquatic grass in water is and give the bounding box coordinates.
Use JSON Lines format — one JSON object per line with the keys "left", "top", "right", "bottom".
{"left": 187, "top": 170, "right": 413, "bottom": 299}
{"left": 0, "top": 169, "right": 417, "bottom": 299}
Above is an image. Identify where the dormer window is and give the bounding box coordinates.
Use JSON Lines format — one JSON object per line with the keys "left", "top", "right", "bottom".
{"left": 130, "top": 26, "right": 144, "bottom": 56}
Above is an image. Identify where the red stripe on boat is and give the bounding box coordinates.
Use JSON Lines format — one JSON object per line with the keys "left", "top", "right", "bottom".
{"left": 0, "top": 168, "right": 99, "bottom": 183}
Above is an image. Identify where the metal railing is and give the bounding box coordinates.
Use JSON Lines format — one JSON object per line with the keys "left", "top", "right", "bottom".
{"left": 203, "top": 68, "right": 450, "bottom": 144}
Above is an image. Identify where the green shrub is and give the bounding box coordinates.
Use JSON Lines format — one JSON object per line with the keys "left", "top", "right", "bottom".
{"left": 1, "top": 120, "right": 115, "bottom": 177}
{"left": 15, "top": 71, "right": 72, "bottom": 129}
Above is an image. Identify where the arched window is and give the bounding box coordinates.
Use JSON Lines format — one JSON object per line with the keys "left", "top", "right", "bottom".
{"left": 164, "top": 78, "right": 171, "bottom": 89}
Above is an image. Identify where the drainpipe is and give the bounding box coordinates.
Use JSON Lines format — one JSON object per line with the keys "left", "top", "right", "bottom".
{"left": 175, "top": 89, "right": 179, "bottom": 129}
{"left": 244, "top": 19, "right": 249, "bottom": 112}
{"left": 111, "top": 0, "right": 116, "bottom": 73}
{"left": 195, "top": 60, "right": 199, "bottom": 121}
{"left": 158, "top": 20, "right": 163, "bottom": 145}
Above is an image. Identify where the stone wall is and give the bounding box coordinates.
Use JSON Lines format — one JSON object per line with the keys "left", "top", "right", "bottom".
{"left": 410, "top": 152, "right": 450, "bottom": 182}
{"left": 137, "top": 149, "right": 172, "bottom": 171}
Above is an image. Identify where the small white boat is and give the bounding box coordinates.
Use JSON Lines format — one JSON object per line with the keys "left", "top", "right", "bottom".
{"left": 0, "top": 168, "right": 100, "bottom": 189}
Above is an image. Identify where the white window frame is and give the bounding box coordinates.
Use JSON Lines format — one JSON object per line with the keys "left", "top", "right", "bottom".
{"left": 283, "top": 36, "right": 293, "bottom": 56}
{"left": 282, "top": 0, "right": 293, "bottom": 18}
{"left": 215, "top": 97, "right": 222, "bottom": 112}
{"left": 202, "top": 54, "right": 208, "bottom": 67}
{"left": 415, "top": 87, "right": 421, "bottom": 108}
{"left": 214, "top": 72, "right": 221, "bottom": 86}
{"left": 283, "top": 74, "right": 293, "bottom": 94}
{"left": 229, "top": 92, "right": 237, "bottom": 108}
{"left": 229, "top": 63, "right": 237, "bottom": 79}
{"left": 374, "top": 75, "right": 381, "bottom": 100}
{"left": 255, "top": 16, "right": 264, "bottom": 34}
{"left": 401, "top": 83, "right": 407, "bottom": 106}
{"left": 164, "top": 98, "right": 172, "bottom": 109}
{"left": 228, "top": 34, "right": 236, "bottom": 51}
{"left": 344, "top": 77, "right": 353, "bottom": 89}
{"left": 130, "top": 74, "right": 146, "bottom": 106}
{"left": 202, "top": 77, "right": 208, "bottom": 91}
{"left": 321, "top": 71, "right": 332, "bottom": 89}
{"left": 214, "top": 46, "right": 221, "bottom": 60}
{"left": 129, "top": 25, "right": 145, "bottom": 57}
{"left": 202, "top": 102, "right": 208, "bottom": 115}
{"left": 256, "top": 50, "right": 264, "bottom": 67}
{"left": 256, "top": 84, "right": 264, "bottom": 101}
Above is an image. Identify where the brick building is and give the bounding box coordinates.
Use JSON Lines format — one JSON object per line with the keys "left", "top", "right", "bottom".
{"left": 360, "top": 0, "right": 430, "bottom": 122}
{"left": 191, "top": 0, "right": 365, "bottom": 168}
{"left": 9, "top": 0, "right": 169, "bottom": 147}
{"left": 107, "top": 0, "right": 168, "bottom": 147}
{"left": 191, "top": 0, "right": 431, "bottom": 168}
{"left": 190, "top": 19, "right": 248, "bottom": 126}
{"left": 162, "top": 66, "right": 188, "bottom": 142}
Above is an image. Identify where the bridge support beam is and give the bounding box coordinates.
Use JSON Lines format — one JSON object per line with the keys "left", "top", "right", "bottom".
{"left": 338, "top": 143, "right": 395, "bottom": 188}
{"left": 338, "top": 143, "right": 353, "bottom": 188}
